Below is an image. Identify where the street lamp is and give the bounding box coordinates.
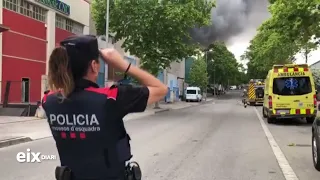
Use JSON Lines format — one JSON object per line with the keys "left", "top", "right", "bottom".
{"left": 205, "top": 51, "right": 208, "bottom": 100}
{"left": 205, "top": 49, "right": 214, "bottom": 98}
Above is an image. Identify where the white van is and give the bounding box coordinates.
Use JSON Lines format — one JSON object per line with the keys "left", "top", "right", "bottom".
{"left": 185, "top": 87, "right": 202, "bottom": 102}
{"left": 229, "top": 85, "right": 237, "bottom": 90}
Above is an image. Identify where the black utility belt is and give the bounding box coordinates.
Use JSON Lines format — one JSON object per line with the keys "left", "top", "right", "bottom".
{"left": 55, "top": 166, "right": 72, "bottom": 180}
{"left": 125, "top": 161, "right": 142, "bottom": 180}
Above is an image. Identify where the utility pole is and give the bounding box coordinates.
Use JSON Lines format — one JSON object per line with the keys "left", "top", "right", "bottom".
{"left": 213, "top": 59, "right": 215, "bottom": 97}
{"left": 205, "top": 49, "right": 214, "bottom": 97}
{"left": 105, "top": 0, "right": 109, "bottom": 46}
{"left": 104, "top": 0, "right": 110, "bottom": 87}
{"left": 228, "top": 79, "right": 229, "bottom": 89}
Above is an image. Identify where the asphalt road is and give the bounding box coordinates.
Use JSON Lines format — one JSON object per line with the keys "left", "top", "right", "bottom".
{"left": 0, "top": 90, "right": 318, "bottom": 180}
{"left": 255, "top": 105, "right": 318, "bottom": 180}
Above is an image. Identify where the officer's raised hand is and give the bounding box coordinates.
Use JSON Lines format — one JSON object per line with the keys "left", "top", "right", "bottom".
{"left": 100, "top": 47, "right": 168, "bottom": 107}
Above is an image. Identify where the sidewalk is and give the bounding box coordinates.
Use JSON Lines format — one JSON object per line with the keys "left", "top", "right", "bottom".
{"left": 0, "top": 97, "right": 214, "bottom": 148}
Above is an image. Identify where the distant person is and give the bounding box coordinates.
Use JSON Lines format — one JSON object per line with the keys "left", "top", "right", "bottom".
{"left": 41, "top": 90, "right": 50, "bottom": 105}
{"left": 243, "top": 88, "right": 247, "bottom": 97}
{"left": 44, "top": 90, "right": 50, "bottom": 95}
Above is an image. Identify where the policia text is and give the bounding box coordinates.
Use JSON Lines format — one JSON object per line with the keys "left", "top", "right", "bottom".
{"left": 49, "top": 114, "right": 101, "bottom": 132}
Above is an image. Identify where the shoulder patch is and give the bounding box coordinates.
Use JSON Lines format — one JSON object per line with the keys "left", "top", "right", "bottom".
{"left": 85, "top": 87, "right": 118, "bottom": 100}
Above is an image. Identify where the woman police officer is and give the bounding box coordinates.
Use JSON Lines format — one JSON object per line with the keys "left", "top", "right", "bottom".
{"left": 42, "top": 35, "right": 168, "bottom": 180}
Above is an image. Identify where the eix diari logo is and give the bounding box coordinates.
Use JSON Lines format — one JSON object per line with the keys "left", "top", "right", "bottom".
{"left": 16, "top": 148, "right": 57, "bottom": 163}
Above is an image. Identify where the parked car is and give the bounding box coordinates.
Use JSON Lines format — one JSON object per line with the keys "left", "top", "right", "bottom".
{"left": 312, "top": 104, "right": 320, "bottom": 171}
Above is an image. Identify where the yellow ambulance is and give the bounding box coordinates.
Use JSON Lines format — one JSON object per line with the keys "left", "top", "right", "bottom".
{"left": 262, "top": 64, "right": 317, "bottom": 124}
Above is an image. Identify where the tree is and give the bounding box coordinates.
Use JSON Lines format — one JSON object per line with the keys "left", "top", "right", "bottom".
{"left": 91, "top": 0, "right": 214, "bottom": 75}
{"left": 301, "top": 42, "right": 318, "bottom": 63}
{"left": 268, "top": 0, "right": 320, "bottom": 47}
{"left": 243, "top": 0, "right": 320, "bottom": 80}
{"left": 236, "top": 64, "right": 249, "bottom": 84}
{"left": 205, "top": 42, "right": 243, "bottom": 86}
{"left": 243, "top": 18, "right": 299, "bottom": 78}
{"left": 244, "top": 31, "right": 296, "bottom": 78}
{"left": 268, "top": 0, "right": 320, "bottom": 63}
{"left": 188, "top": 56, "right": 208, "bottom": 90}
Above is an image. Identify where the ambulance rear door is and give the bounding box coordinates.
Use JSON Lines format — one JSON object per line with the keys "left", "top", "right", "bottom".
{"left": 272, "top": 76, "right": 314, "bottom": 114}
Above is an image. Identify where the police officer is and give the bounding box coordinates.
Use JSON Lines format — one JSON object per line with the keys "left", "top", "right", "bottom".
{"left": 42, "top": 35, "right": 168, "bottom": 180}
{"left": 242, "top": 88, "right": 247, "bottom": 97}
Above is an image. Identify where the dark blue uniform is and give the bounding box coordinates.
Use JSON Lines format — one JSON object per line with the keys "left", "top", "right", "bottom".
{"left": 43, "top": 79, "right": 149, "bottom": 180}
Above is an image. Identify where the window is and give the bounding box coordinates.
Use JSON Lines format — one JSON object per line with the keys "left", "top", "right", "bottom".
{"left": 55, "top": 15, "right": 64, "bottom": 29}
{"left": 186, "top": 90, "right": 196, "bottom": 94}
{"left": 3, "top": 0, "right": 18, "bottom": 12}
{"left": 55, "top": 14, "right": 84, "bottom": 35}
{"left": 72, "top": 22, "right": 83, "bottom": 34}
{"left": 273, "top": 77, "right": 312, "bottom": 96}
{"left": 3, "top": 0, "right": 47, "bottom": 22}
{"left": 65, "top": 19, "right": 73, "bottom": 32}
{"left": 20, "top": 0, "right": 30, "bottom": 16}
{"left": 21, "top": 78, "right": 30, "bottom": 103}
{"left": 255, "top": 86, "right": 264, "bottom": 98}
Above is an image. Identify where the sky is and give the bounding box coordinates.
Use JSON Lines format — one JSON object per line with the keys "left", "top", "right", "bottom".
{"left": 227, "top": 30, "right": 320, "bottom": 66}
{"left": 191, "top": 0, "right": 320, "bottom": 68}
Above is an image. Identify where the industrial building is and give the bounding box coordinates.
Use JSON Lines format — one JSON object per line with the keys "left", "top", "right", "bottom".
{"left": 0, "top": 0, "right": 90, "bottom": 103}
{"left": 310, "top": 60, "right": 320, "bottom": 70}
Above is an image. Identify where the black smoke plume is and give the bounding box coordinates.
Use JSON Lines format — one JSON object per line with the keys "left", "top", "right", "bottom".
{"left": 190, "top": 0, "right": 270, "bottom": 47}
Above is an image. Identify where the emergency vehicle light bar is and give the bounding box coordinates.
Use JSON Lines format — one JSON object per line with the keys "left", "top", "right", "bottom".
{"left": 273, "top": 64, "right": 308, "bottom": 68}
{"left": 254, "top": 82, "right": 264, "bottom": 85}
{"left": 273, "top": 64, "right": 309, "bottom": 73}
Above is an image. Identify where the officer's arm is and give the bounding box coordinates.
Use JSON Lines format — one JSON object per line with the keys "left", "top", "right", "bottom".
{"left": 116, "top": 85, "right": 150, "bottom": 114}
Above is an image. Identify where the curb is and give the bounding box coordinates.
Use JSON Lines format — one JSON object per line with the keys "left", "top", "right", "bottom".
{"left": 0, "top": 136, "right": 32, "bottom": 148}
{"left": 124, "top": 108, "right": 170, "bottom": 122}
{"left": 203, "top": 99, "right": 214, "bottom": 103}
{"left": 155, "top": 100, "right": 214, "bottom": 112}
{"left": 0, "top": 118, "right": 45, "bottom": 125}
{"left": 154, "top": 108, "right": 170, "bottom": 114}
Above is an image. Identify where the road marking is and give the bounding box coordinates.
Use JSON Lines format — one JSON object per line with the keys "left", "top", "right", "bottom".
{"left": 254, "top": 107, "right": 299, "bottom": 180}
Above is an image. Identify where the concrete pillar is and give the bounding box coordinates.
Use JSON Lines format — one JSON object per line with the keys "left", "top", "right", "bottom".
{"left": 83, "top": 25, "right": 89, "bottom": 34}
{"left": 0, "top": 0, "right": 3, "bottom": 102}
{"left": 45, "top": 10, "right": 55, "bottom": 75}
{"left": 43, "top": 10, "right": 55, "bottom": 100}
{"left": 41, "top": 75, "right": 48, "bottom": 100}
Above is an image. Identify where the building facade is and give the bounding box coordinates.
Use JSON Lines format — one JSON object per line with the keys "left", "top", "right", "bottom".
{"left": 0, "top": 0, "right": 90, "bottom": 103}
{"left": 310, "top": 60, "right": 320, "bottom": 70}
{"left": 97, "top": 35, "right": 115, "bottom": 87}
{"left": 156, "top": 59, "right": 186, "bottom": 102}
